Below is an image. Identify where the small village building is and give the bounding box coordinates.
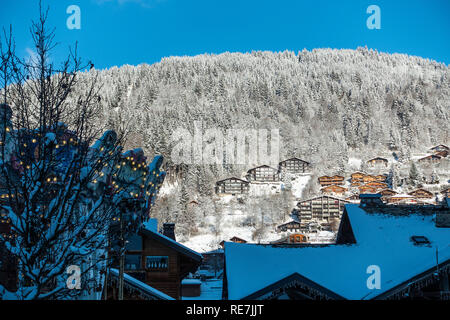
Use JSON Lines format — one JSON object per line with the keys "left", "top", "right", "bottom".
{"left": 365, "top": 181, "right": 388, "bottom": 189}
{"left": 430, "top": 145, "right": 450, "bottom": 153}
{"left": 230, "top": 236, "right": 247, "bottom": 244}
{"left": 318, "top": 175, "right": 345, "bottom": 187}
{"left": 435, "top": 150, "right": 449, "bottom": 158}
{"left": 418, "top": 154, "right": 441, "bottom": 164}
{"left": 278, "top": 158, "right": 311, "bottom": 174}
{"left": 270, "top": 233, "right": 308, "bottom": 245}
{"left": 379, "top": 189, "right": 398, "bottom": 197}
{"left": 215, "top": 177, "right": 250, "bottom": 195}
{"left": 408, "top": 188, "right": 434, "bottom": 200}
{"left": 320, "top": 185, "right": 347, "bottom": 195}
{"left": 367, "top": 157, "right": 388, "bottom": 167}
{"left": 276, "top": 220, "right": 302, "bottom": 233}
{"left": 358, "top": 185, "right": 378, "bottom": 194}
{"left": 350, "top": 172, "right": 365, "bottom": 185}
{"left": 374, "top": 175, "right": 388, "bottom": 182}
{"left": 295, "top": 195, "right": 349, "bottom": 222}
{"left": 200, "top": 249, "right": 224, "bottom": 278}
{"left": 246, "top": 165, "right": 280, "bottom": 183}
{"left": 345, "top": 194, "right": 360, "bottom": 204}
{"left": 384, "top": 194, "right": 423, "bottom": 205}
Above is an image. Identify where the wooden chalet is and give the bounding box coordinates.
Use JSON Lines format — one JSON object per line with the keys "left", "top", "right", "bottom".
{"left": 278, "top": 158, "right": 311, "bottom": 174}
{"left": 384, "top": 194, "right": 423, "bottom": 205}
{"left": 435, "top": 150, "right": 449, "bottom": 158}
{"left": 230, "top": 236, "right": 247, "bottom": 244}
{"left": 358, "top": 185, "right": 378, "bottom": 194}
{"left": 345, "top": 194, "right": 360, "bottom": 203}
{"left": 270, "top": 233, "right": 308, "bottom": 245}
{"left": 223, "top": 202, "right": 450, "bottom": 300}
{"left": 379, "top": 189, "right": 398, "bottom": 197}
{"left": 215, "top": 177, "right": 250, "bottom": 195}
{"left": 320, "top": 185, "right": 347, "bottom": 195}
{"left": 442, "top": 188, "right": 450, "bottom": 198}
{"left": 107, "top": 220, "right": 202, "bottom": 300}
{"left": 365, "top": 181, "right": 388, "bottom": 189}
{"left": 350, "top": 172, "right": 365, "bottom": 185}
{"left": 246, "top": 165, "right": 280, "bottom": 183}
{"left": 276, "top": 220, "right": 302, "bottom": 233}
{"left": 318, "top": 175, "right": 345, "bottom": 187}
{"left": 295, "top": 195, "right": 349, "bottom": 222}
{"left": 367, "top": 157, "right": 388, "bottom": 167}
{"left": 408, "top": 189, "right": 434, "bottom": 200}
{"left": 418, "top": 154, "right": 441, "bottom": 164}
{"left": 430, "top": 145, "right": 450, "bottom": 153}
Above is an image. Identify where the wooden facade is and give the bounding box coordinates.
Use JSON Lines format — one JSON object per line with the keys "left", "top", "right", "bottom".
{"left": 435, "top": 150, "right": 449, "bottom": 158}
{"left": 345, "top": 194, "right": 360, "bottom": 203}
{"left": 276, "top": 220, "right": 302, "bottom": 233}
{"left": 112, "top": 225, "right": 202, "bottom": 300}
{"left": 295, "top": 196, "right": 349, "bottom": 222}
{"left": 430, "top": 145, "right": 450, "bottom": 153}
{"left": 408, "top": 189, "right": 434, "bottom": 199}
{"left": 418, "top": 155, "right": 441, "bottom": 164}
{"left": 365, "top": 181, "right": 388, "bottom": 189}
{"left": 278, "top": 158, "right": 311, "bottom": 174}
{"left": 320, "top": 185, "right": 347, "bottom": 195}
{"left": 358, "top": 185, "right": 378, "bottom": 194}
{"left": 215, "top": 177, "right": 250, "bottom": 195}
{"left": 380, "top": 189, "right": 398, "bottom": 197}
{"left": 271, "top": 233, "right": 308, "bottom": 245}
{"left": 246, "top": 165, "right": 280, "bottom": 183}
{"left": 230, "top": 236, "right": 247, "bottom": 244}
{"left": 384, "top": 195, "right": 422, "bottom": 205}
{"left": 367, "top": 157, "right": 388, "bottom": 167}
{"left": 350, "top": 172, "right": 365, "bottom": 185}
{"left": 318, "top": 175, "right": 345, "bottom": 187}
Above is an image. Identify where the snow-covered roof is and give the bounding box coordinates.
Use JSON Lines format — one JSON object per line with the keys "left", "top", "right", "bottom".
{"left": 224, "top": 204, "right": 450, "bottom": 300}
{"left": 141, "top": 223, "right": 203, "bottom": 262}
{"left": 182, "top": 278, "right": 202, "bottom": 285}
{"left": 109, "top": 268, "right": 174, "bottom": 300}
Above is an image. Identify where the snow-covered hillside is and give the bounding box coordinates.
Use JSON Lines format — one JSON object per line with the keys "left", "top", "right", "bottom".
{"left": 71, "top": 48, "right": 449, "bottom": 247}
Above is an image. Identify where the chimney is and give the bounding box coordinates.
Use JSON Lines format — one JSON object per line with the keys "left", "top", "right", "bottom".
{"left": 162, "top": 223, "right": 176, "bottom": 241}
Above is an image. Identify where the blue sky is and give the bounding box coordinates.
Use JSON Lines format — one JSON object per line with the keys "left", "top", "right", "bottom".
{"left": 0, "top": 0, "right": 449, "bottom": 69}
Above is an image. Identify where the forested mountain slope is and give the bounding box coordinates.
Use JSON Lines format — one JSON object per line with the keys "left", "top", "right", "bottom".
{"left": 74, "top": 48, "right": 449, "bottom": 242}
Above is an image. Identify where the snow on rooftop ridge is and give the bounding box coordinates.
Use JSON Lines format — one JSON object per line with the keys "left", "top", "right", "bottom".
{"left": 142, "top": 221, "right": 203, "bottom": 260}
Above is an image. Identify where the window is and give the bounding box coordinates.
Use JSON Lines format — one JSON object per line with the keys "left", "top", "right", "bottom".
{"left": 125, "top": 254, "right": 141, "bottom": 270}
{"left": 146, "top": 256, "right": 169, "bottom": 271}
{"left": 411, "top": 236, "right": 430, "bottom": 245}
